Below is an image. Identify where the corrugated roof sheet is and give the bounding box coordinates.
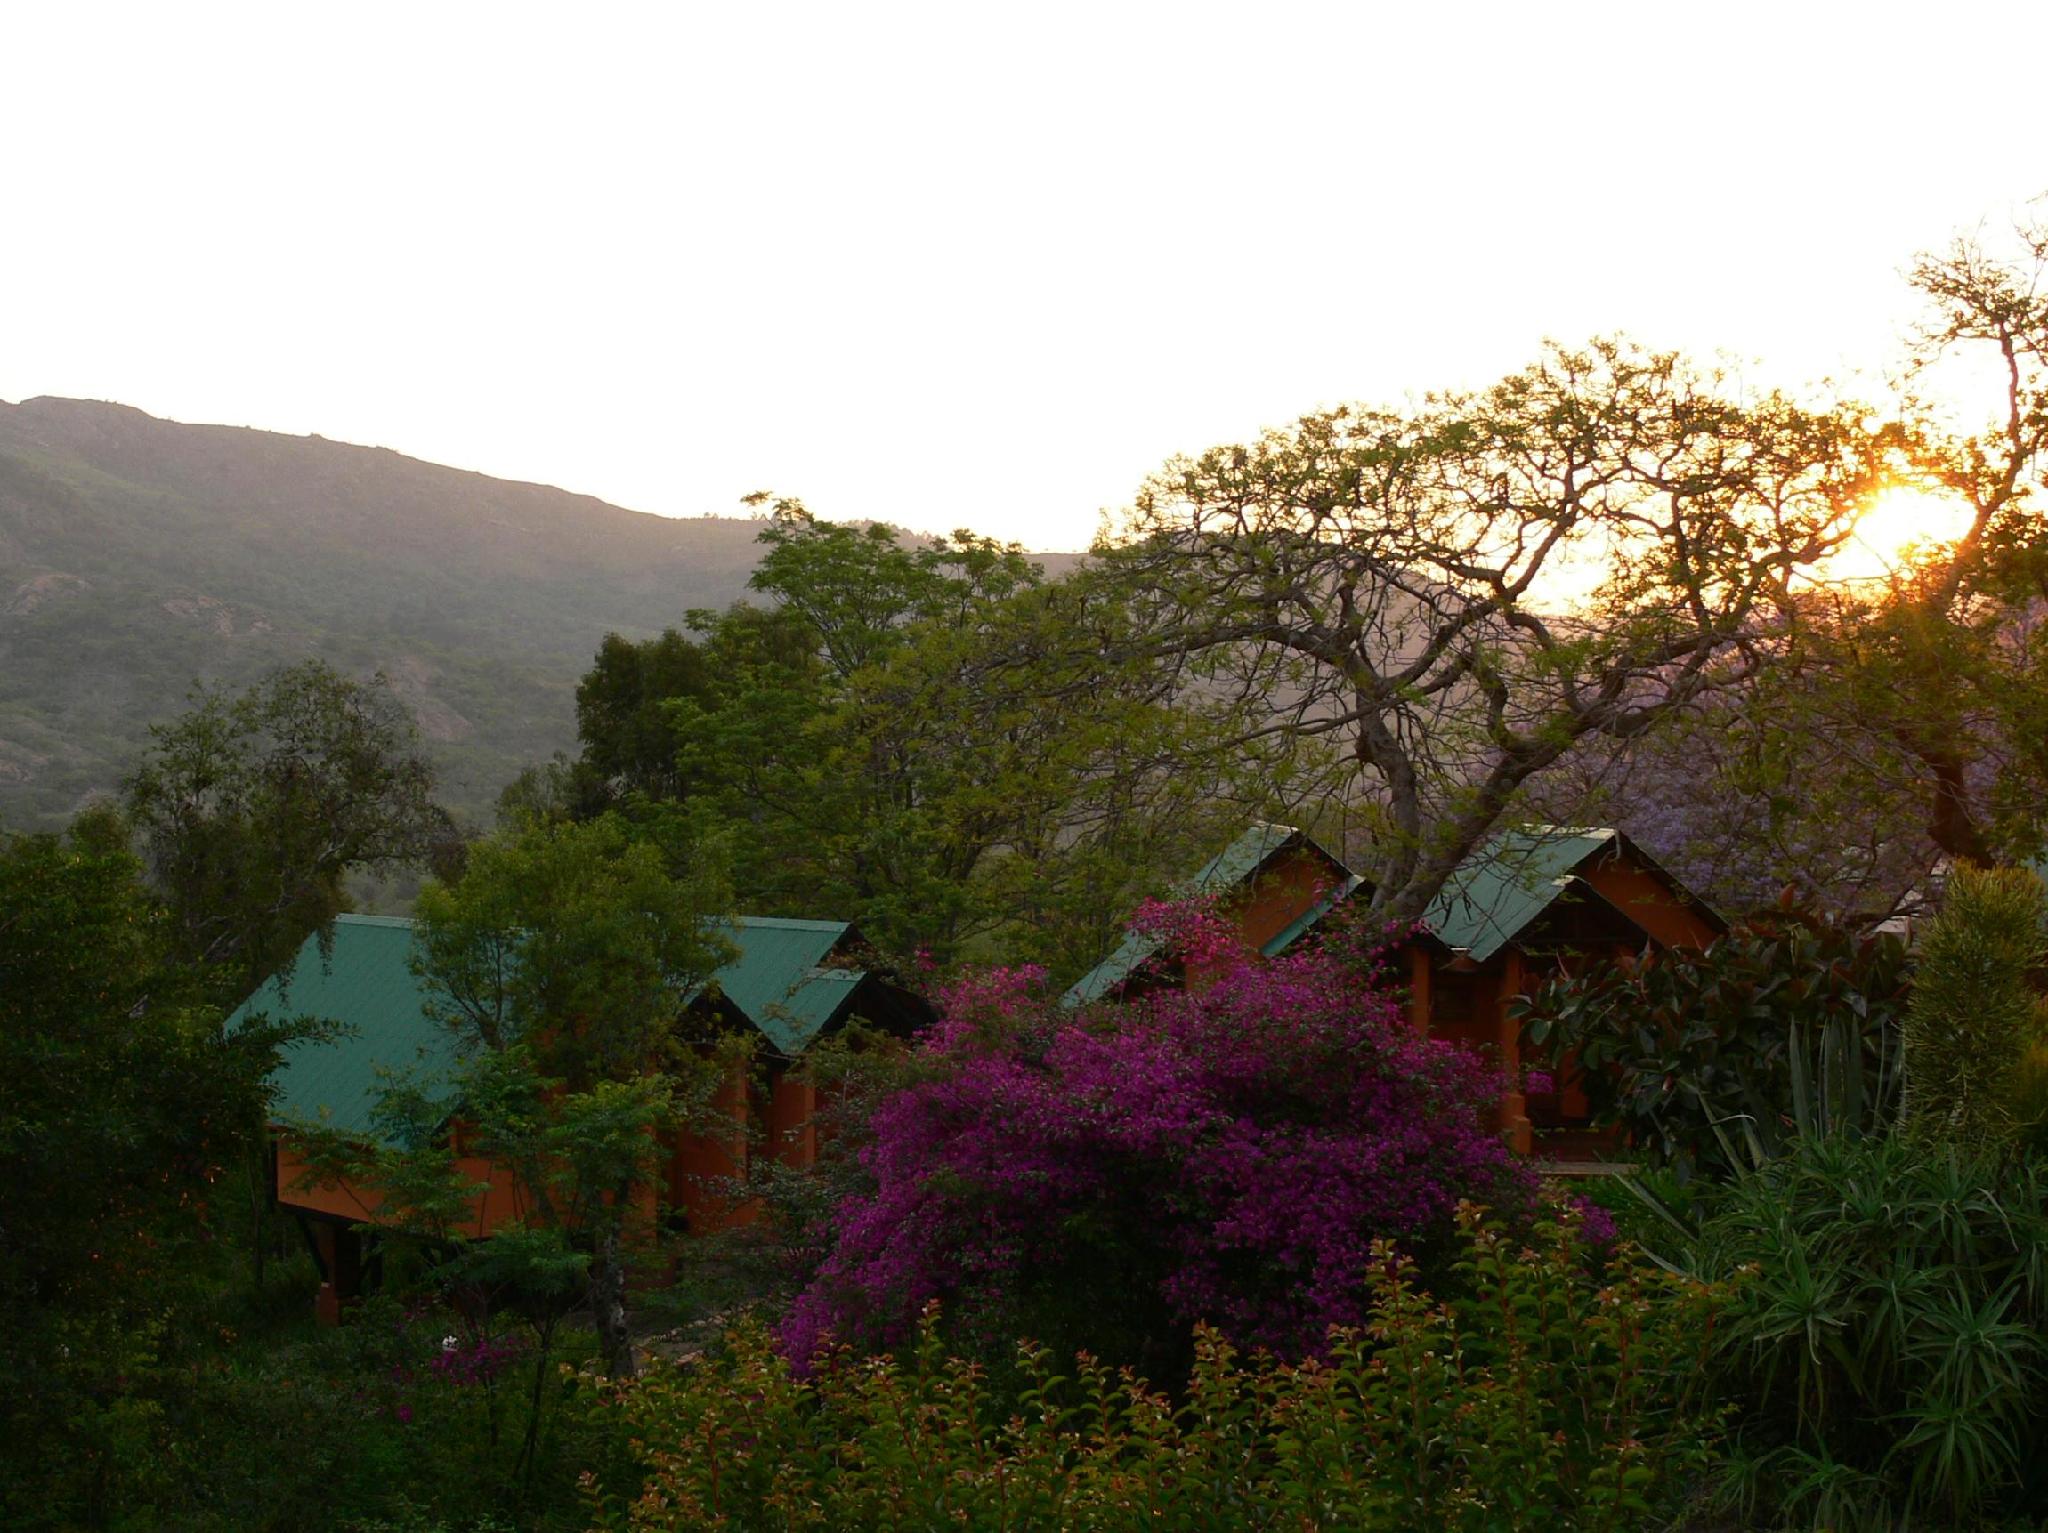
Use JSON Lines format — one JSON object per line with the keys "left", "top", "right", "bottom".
{"left": 695, "top": 915, "right": 862, "bottom": 1056}
{"left": 1187, "top": 821, "right": 1301, "bottom": 895}
{"left": 230, "top": 915, "right": 460, "bottom": 1143}
{"left": 1421, "top": 826, "right": 1617, "bottom": 962}
{"left": 230, "top": 912, "right": 873, "bottom": 1140}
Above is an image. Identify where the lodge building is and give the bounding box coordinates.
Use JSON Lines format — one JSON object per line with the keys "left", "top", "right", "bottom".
{"left": 1065, "top": 822, "right": 1725, "bottom": 1158}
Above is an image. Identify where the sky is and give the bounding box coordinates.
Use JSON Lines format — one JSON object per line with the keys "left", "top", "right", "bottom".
{"left": 4, "top": 2, "right": 2045, "bottom": 552}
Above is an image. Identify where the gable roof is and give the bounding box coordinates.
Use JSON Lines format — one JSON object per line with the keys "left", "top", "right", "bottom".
{"left": 230, "top": 911, "right": 891, "bottom": 1142}
{"left": 694, "top": 915, "right": 869, "bottom": 1056}
{"left": 1421, "top": 825, "right": 1722, "bottom": 962}
{"left": 1062, "top": 822, "right": 1350, "bottom": 1006}
{"left": 1063, "top": 820, "right": 1724, "bottom": 1006}
{"left": 232, "top": 916, "right": 462, "bottom": 1143}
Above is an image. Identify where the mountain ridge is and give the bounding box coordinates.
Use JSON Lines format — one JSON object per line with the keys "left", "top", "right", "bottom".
{"left": 0, "top": 396, "right": 1076, "bottom": 829}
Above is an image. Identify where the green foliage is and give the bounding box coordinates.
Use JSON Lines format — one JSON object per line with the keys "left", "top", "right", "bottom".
{"left": 14, "top": 1282, "right": 629, "bottom": 1533}
{"left": 561, "top": 608, "right": 822, "bottom": 818}
{"left": 1780, "top": 218, "right": 2048, "bottom": 873}
{"left": 410, "top": 814, "right": 733, "bottom": 1087}
{"left": 1900, "top": 862, "right": 2047, "bottom": 1155}
{"left": 126, "top": 660, "right": 455, "bottom": 993}
{"left": 2015, "top": 1029, "right": 2048, "bottom": 1153}
{"left": 297, "top": 813, "right": 740, "bottom": 1383}
{"left": 559, "top": 504, "right": 1293, "bottom": 974}
{"left": 593, "top": 1197, "right": 1727, "bottom": 1532}
{"left": 0, "top": 822, "right": 302, "bottom": 1528}
{"left": 1518, "top": 901, "right": 1913, "bottom": 1181}
{"left": 1688, "top": 1135, "right": 2048, "bottom": 1529}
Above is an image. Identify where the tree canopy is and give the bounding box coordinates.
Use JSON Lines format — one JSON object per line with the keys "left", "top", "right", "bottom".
{"left": 548, "top": 505, "right": 1304, "bottom": 974}
{"left": 126, "top": 660, "right": 455, "bottom": 993}
{"left": 1099, "top": 339, "right": 1886, "bottom": 922}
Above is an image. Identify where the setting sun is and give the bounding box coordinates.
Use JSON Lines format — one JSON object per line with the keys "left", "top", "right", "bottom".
{"left": 1824, "top": 486, "right": 1978, "bottom": 582}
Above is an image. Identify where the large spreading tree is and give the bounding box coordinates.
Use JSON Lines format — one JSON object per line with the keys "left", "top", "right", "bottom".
{"left": 1790, "top": 217, "right": 2048, "bottom": 871}
{"left": 1099, "top": 339, "right": 1886, "bottom": 921}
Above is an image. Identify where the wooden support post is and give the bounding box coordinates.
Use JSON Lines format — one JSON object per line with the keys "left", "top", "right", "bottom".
{"left": 768, "top": 1070, "right": 819, "bottom": 1169}
{"left": 1407, "top": 944, "right": 1433, "bottom": 1037}
{"left": 309, "top": 1221, "right": 363, "bottom": 1326}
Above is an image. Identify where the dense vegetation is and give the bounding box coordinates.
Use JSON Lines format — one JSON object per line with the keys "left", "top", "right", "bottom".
{"left": 6, "top": 212, "right": 2048, "bottom": 1531}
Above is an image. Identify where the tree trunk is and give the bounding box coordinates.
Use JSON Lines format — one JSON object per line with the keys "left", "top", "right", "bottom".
{"left": 590, "top": 1213, "right": 636, "bottom": 1378}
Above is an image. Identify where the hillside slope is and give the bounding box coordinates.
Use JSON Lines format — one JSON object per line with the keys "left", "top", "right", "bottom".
{"left": 0, "top": 397, "right": 785, "bottom": 827}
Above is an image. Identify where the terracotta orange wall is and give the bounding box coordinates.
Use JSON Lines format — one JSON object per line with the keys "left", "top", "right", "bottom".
{"left": 279, "top": 1057, "right": 779, "bottom": 1244}
{"left": 1236, "top": 850, "right": 1339, "bottom": 951}
{"left": 1580, "top": 859, "right": 1718, "bottom": 949}
{"left": 1187, "top": 849, "right": 1339, "bottom": 989}
{"left": 276, "top": 1140, "right": 536, "bottom": 1239}
{"left": 667, "top": 1061, "right": 756, "bottom": 1232}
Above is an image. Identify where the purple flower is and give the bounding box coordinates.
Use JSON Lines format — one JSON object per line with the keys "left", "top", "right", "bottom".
{"left": 781, "top": 901, "right": 1559, "bottom": 1367}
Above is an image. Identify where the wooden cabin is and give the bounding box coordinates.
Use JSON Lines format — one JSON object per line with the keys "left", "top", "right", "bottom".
{"left": 231, "top": 913, "right": 929, "bottom": 1323}
{"left": 1064, "top": 822, "right": 1724, "bottom": 1160}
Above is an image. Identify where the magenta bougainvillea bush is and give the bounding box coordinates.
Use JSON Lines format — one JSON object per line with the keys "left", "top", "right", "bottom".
{"left": 781, "top": 902, "right": 1541, "bottom": 1372}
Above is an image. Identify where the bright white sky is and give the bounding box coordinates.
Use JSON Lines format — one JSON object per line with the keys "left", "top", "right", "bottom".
{"left": 4, "top": 2, "right": 2044, "bottom": 552}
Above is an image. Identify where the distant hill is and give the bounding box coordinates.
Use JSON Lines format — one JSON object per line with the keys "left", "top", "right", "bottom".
{"left": 0, "top": 397, "right": 1070, "bottom": 830}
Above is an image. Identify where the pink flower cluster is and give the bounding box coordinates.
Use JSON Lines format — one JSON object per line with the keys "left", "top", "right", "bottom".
{"left": 781, "top": 907, "right": 1540, "bottom": 1366}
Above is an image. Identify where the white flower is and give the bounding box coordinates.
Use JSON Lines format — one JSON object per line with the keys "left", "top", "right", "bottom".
{"left": 442, "top": 1334, "right": 460, "bottom": 1352}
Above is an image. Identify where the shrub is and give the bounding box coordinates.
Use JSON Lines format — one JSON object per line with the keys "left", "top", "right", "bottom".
{"left": 1518, "top": 899, "right": 1912, "bottom": 1181}
{"left": 779, "top": 907, "right": 1535, "bottom": 1376}
{"left": 1689, "top": 1135, "right": 2048, "bottom": 1529}
{"left": 1900, "top": 862, "right": 2046, "bottom": 1155}
{"left": 592, "top": 1196, "right": 1728, "bottom": 1532}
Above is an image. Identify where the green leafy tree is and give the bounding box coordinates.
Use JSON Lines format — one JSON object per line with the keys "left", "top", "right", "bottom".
{"left": 126, "top": 659, "right": 455, "bottom": 994}
{"left": 1775, "top": 217, "right": 2048, "bottom": 874}
{"left": 0, "top": 819, "right": 289, "bottom": 1526}
{"left": 299, "top": 814, "right": 736, "bottom": 1384}
{"left": 556, "top": 502, "right": 1295, "bottom": 972}
{"left": 745, "top": 496, "right": 1042, "bottom": 679}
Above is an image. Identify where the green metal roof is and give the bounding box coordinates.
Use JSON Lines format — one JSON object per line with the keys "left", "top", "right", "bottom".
{"left": 1062, "top": 822, "right": 1341, "bottom": 1006}
{"left": 229, "top": 915, "right": 461, "bottom": 1143}
{"left": 1062, "top": 820, "right": 1720, "bottom": 1006}
{"left": 230, "top": 912, "right": 876, "bottom": 1141}
{"left": 1187, "top": 821, "right": 1302, "bottom": 895}
{"left": 695, "top": 915, "right": 865, "bottom": 1056}
{"left": 1421, "top": 826, "right": 1620, "bottom": 962}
